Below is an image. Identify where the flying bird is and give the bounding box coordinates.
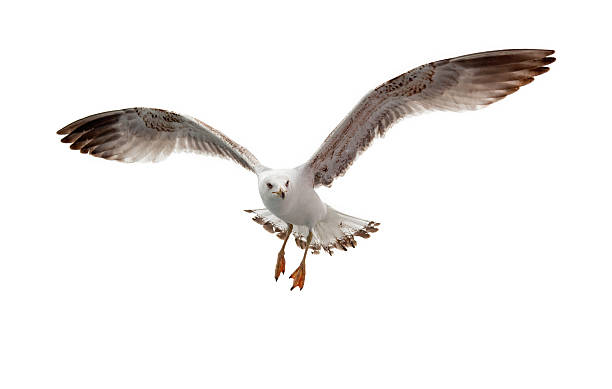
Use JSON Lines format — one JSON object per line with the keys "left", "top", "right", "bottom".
{"left": 58, "top": 49, "right": 555, "bottom": 290}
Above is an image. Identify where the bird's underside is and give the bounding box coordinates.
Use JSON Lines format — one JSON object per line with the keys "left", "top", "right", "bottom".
{"left": 57, "top": 49, "right": 555, "bottom": 290}
{"left": 244, "top": 207, "right": 380, "bottom": 255}
{"left": 245, "top": 207, "right": 380, "bottom": 289}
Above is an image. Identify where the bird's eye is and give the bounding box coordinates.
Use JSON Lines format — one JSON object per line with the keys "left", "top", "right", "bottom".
{"left": 266, "top": 183, "right": 273, "bottom": 189}
{"left": 285, "top": 180, "right": 290, "bottom": 187}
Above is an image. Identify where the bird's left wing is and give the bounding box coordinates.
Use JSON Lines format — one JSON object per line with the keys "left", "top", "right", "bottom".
{"left": 58, "top": 108, "right": 264, "bottom": 173}
{"left": 304, "top": 49, "right": 555, "bottom": 187}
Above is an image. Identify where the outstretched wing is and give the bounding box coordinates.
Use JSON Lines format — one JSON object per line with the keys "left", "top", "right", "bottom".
{"left": 305, "top": 49, "right": 555, "bottom": 187}
{"left": 58, "top": 108, "right": 264, "bottom": 173}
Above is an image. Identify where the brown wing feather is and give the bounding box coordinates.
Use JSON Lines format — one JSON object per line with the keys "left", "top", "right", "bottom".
{"left": 306, "top": 49, "right": 556, "bottom": 187}
{"left": 58, "top": 108, "right": 263, "bottom": 173}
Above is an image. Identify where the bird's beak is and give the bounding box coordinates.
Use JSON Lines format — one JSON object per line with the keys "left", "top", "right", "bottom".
{"left": 272, "top": 187, "right": 286, "bottom": 199}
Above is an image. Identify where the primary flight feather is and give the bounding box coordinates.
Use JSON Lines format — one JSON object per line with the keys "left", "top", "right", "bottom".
{"left": 58, "top": 49, "right": 555, "bottom": 290}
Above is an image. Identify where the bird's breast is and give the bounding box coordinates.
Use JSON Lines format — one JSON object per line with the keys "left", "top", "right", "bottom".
{"left": 260, "top": 188, "right": 326, "bottom": 229}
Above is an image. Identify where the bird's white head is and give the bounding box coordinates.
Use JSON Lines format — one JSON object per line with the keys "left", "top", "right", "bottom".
{"left": 258, "top": 170, "right": 292, "bottom": 202}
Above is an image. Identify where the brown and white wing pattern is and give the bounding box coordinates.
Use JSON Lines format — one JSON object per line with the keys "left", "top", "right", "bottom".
{"left": 58, "top": 108, "right": 264, "bottom": 173}
{"left": 305, "top": 49, "right": 555, "bottom": 187}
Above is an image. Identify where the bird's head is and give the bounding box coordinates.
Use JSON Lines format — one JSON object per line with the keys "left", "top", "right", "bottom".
{"left": 258, "top": 171, "right": 292, "bottom": 201}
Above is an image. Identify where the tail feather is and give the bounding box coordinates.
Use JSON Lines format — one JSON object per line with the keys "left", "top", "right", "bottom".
{"left": 244, "top": 206, "right": 379, "bottom": 255}
{"left": 244, "top": 209, "right": 288, "bottom": 239}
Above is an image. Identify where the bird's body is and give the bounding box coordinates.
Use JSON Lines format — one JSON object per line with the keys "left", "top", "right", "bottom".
{"left": 257, "top": 167, "right": 327, "bottom": 229}
{"left": 58, "top": 49, "right": 555, "bottom": 290}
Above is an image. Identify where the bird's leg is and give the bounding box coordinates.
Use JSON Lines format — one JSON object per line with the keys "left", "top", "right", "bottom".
{"left": 275, "top": 224, "right": 293, "bottom": 281}
{"left": 290, "top": 230, "right": 313, "bottom": 291}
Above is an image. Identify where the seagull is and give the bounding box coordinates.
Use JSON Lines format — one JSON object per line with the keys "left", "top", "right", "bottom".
{"left": 58, "top": 49, "right": 555, "bottom": 290}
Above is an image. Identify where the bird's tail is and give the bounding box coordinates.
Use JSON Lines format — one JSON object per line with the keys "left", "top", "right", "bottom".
{"left": 244, "top": 206, "right": 379, "bottom": 255}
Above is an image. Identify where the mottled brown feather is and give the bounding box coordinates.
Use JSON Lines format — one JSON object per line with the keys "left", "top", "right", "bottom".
{"left": 306, "top": 49, "right": 555, "bottom": 187}
{"left": 244, "top": 209, "right": 380, "bottom": 256}
{"left": 58, "top": 108, "right": 263, "bottom": 172}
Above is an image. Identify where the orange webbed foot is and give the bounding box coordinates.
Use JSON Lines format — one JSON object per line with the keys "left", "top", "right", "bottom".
{"left": 275, "top": 250, "right": 286, "bottom": 281}
{"left": 289, "top": 260, "right": 306, "bottom": 291}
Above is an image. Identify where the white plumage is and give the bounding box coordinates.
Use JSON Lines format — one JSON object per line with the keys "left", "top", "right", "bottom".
{"left": 57, "top": 49, "right": 555, "bottom": 290}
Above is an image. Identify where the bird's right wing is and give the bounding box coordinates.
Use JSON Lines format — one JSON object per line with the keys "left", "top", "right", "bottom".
{"left": 58, "top": 107, "right": 265, "bottom": 173}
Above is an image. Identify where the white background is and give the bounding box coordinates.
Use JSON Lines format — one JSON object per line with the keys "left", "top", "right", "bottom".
{"left": 1, "top": 1, "right": 610, "bottom": 388}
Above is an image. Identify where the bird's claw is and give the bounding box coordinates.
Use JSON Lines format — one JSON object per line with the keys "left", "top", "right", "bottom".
{"left": 275, "top": 250, "right": 286, "bottom": 281}
{"left": 289, "top": 261, "right": 306, "bottom": 290}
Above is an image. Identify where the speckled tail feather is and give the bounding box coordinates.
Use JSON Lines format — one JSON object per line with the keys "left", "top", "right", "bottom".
{"left": 244, "top": 206, "right": 379, "bottom": 255}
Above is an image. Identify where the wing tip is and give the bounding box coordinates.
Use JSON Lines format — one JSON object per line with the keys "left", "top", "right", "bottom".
{"left": 59, "top": 134, "right": 73, "bottom": 143}
{"left": 453, "top": 49, "right": 557, "bottom": 67}
{"left": 533, "top": 66, "right": 551, "bottom": 77}
{"left": 541, "top": 56, "right": 556, "bottom": 66}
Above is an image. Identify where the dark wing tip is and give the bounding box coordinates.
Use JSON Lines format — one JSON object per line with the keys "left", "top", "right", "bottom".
{"left": 58, "top": 109, "right": 123, "bottom": 134}
{"left": 532, "top": 66, "right": 551, "bottom": 77}
{"left": 60, "top": 134, "right": 73, "bottom": 143}
{"left": 452, "top": 49, "right": 556, "bottom": 68}
{"left": 57, "top": 109, "right": 132, "bottom": 160}
{"left": 540, "top": 55, "right": 556, "bottom": 67}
